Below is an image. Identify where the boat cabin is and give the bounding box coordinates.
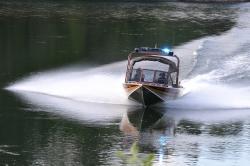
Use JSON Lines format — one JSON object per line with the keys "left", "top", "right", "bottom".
{"left": 125, "top": 47, "right": 180, "bottom": 88}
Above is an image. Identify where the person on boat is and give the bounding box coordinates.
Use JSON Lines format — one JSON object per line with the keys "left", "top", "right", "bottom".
{"left": 158, "top": 72, "right": 167, "bottom": 84}
{"left": 132, "top": 68, "right": 144, "bottom": 82}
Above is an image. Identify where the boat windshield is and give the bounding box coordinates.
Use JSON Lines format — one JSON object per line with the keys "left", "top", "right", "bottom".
{"left": 128, "top": 68, "right": 177, "bottom": 86}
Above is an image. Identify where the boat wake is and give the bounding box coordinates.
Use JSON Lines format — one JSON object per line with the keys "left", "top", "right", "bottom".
{"left": 167, "top": 7, "right": 250, "bottom": 110}
{"left": 5, "top": 62, "right": 132, "bottom": 105}
{"left": 5, "top": 39, "right": 201, "bottom": 106}
{"left": 167, "top": 76, "right": 250, "bottom": 110}
{"left": 5, "top": 4, "right": 250, "bottom": 111}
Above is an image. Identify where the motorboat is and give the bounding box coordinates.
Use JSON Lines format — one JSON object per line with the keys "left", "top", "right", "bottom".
{"left": 123, "top": 47, "right": 183, "bottom": 106}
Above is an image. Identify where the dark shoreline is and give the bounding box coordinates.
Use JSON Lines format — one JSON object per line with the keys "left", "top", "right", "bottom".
{"left": 1, "top": 0, "right": 250, "bottom": 3}
{"left": 178, "top": 0, "right": 249, "bottom": 2}
{"left": 86, "top": 0, "right": 250, "bottom": 2}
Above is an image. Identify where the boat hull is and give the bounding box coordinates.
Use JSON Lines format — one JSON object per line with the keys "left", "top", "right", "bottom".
{"left": 124, "top": 83, "right": 182, "bottom": 106}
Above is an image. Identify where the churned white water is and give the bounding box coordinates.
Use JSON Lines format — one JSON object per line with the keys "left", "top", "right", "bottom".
{"left": 5, "top": 5, "right": 250, "bottom": 111}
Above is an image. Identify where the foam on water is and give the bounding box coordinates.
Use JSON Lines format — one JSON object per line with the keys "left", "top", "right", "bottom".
{"left": 167, "top": 74, "right": 250, "bottom": 109}
{"left": 165, "top": 7, "right": 250, "bottom": 110}
{"left": 5, "top": 38, "right": 202, "bottom": 106}
{"left": 13, "top": 90, "right": 132, "bottom": 124}
{"left": 6, "top": 62, "right": 132, "bottom": 105}
{"left": 5, "top": 4, "right": 250, "bottom": 111}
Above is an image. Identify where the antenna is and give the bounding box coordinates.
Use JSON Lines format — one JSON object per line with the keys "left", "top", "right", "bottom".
{"left": 154, "top": 43, "right": 158, "bottom": 48}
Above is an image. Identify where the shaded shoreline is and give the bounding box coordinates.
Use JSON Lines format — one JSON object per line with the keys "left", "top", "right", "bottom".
{"left": 178, "top": 0, "right": 249, "bottom": 2}
{"left": 79, "top": 0, "right": 250, "bottom": 2}
{"left": 2, "top": 0, "right": 250, "bottom": 3}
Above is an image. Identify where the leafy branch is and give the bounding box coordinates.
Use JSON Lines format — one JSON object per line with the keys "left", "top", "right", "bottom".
{"left": 116, "top": 142, "right": 154, "bottom": 166}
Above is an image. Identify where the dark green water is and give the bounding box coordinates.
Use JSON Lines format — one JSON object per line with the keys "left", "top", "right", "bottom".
{"left": 1, "top": 1, "right": 250, "bottom": 165}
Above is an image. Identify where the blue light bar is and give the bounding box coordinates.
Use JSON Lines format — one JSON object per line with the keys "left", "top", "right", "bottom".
{"left": 162, "top": 48, "right": 170, "bottom": 54}
{"left": 134, "top": 47, "right": 174, "bottom": 56}
{"left": 162, "top": 48, "right": 174, "bottom": 56}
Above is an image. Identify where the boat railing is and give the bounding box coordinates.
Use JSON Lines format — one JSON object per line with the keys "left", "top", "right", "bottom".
{"left": 125, "top": 50, "right": 180, "bottom": 87}
{"left": 127, "top": 68, "right": 174, "bottom": 86}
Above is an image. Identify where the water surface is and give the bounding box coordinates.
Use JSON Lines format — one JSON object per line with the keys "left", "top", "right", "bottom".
{"left": 1, "top": 1, "right": 250, "bottom": 165}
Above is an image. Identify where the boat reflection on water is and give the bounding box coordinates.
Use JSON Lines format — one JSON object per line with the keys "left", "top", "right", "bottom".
{"left": 120, "top": 107, "right": 246, "bottom": 139}
{"left": 120, "top": 108, "right": 175, "bottom": 137}
{"left": 119, "top": 108, "right": 176, "bottom": 152}
{"left": 119, "top": 107, "right": 179, "bottom": 164}
{"left": 119, "top": 107, "right": 246, "bottom": 165}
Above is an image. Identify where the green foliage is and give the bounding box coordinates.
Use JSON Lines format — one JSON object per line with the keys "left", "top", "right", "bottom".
{"left": 116, "top": 142, "right": 155, "bottom": 166}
